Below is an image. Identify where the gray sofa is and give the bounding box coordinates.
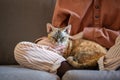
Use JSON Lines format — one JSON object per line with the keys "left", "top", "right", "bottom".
{"left": 0, "top": 0, "right": 120, "bottom": 80}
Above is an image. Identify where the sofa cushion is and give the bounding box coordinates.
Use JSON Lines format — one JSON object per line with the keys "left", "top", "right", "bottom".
{"left": 0, "top": 65, "right": 59, "bottom": 80}
{"left": 62, "top": 70, "right": 120, "bottom": 80}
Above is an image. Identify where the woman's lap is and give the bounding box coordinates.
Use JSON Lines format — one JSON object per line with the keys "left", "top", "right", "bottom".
{"left": 14, "top": 41, "right": 65, "bottom": 72}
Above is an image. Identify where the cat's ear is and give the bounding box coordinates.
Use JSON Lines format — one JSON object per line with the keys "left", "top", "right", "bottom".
{"left": 63, "top": 24, "right": 71, "bottom": 34}
{"left": 46, "top": 23, "right": 56, "bottom": 33}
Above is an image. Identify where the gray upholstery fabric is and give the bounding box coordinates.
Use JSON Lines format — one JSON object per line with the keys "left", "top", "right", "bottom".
{"left": 62, "top": 70, "right": 120, "bottom": 80}
{"left": 0, "top": 0, "right": 56, "bottom": 64}
{"left": 0, "top": 65, "right": 59, "bottom": 80}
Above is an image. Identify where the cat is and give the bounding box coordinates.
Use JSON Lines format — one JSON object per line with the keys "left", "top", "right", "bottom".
{"left": 47, "top": 23, "right": 107, "bottom": 69}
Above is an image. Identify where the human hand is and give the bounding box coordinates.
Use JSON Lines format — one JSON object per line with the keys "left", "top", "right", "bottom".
{"left": 69, "top": 31, "right": 83, "bottom": 40}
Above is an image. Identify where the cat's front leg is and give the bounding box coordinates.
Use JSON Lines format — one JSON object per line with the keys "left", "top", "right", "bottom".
{"left": 66, "top": 56, "right": 80, "bottom": 68}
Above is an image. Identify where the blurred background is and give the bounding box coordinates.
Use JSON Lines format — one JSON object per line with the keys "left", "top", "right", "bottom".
{"left": 0, "top": 0, "right": 56, "bottom": 65}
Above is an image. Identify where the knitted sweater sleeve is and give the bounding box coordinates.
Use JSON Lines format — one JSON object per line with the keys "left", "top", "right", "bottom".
{"left": 98, "top": 35, "right": 120, "bottom": 70}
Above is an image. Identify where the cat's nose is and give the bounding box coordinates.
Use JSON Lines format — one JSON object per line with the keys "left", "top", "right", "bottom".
{"left": 56, "top": 42, "right": 62, "bottom": 46}
{"left": 57, "top": 39, "right": 60, "bottom": 42}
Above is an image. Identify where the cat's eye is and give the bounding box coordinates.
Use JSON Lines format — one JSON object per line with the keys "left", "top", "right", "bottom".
{"left": 61, "top": 37, "right": 64, "bottom": 40}
{"left": 52, "top": 36, "right": 57, "bottom": 41}
{"left": 61, "top": 37, "right": 65, "bottom": 41}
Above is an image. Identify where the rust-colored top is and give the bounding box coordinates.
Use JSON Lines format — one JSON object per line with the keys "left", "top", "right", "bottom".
{"left": 52, "top": 0, "right": 120, "bottom": 48}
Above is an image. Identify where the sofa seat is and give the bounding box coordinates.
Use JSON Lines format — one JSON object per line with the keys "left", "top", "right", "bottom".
{"left": 62, "top": 70, "right": 120, "bottom": 80}
{"left": 0, "top": 65, "right": 59, "bottom": 80}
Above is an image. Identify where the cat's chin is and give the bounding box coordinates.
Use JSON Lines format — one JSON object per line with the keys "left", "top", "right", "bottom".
{"left": 54, "top": 45, "right": 66, "bottom": 51}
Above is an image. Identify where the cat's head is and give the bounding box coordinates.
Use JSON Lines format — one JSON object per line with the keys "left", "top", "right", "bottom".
{"left": 47, "top": 23, "right": 71, "bottom": 46}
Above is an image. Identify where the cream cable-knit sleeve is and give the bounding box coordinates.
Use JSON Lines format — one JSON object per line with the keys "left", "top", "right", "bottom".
{"left": 98, "top": 35, "right": 120, "bottom": 70}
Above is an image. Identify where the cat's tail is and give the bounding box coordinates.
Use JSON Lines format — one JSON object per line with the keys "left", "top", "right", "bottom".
{"left": 67, "top": 56, "right": 98, "bottom": 69}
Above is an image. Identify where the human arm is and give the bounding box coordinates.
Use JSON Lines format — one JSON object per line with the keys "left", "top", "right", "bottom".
{"left": 83, "top": 27, "right": 120, "bottom": 48}
{"left": 52, "top": 0, "right": 120, "bottom": 49}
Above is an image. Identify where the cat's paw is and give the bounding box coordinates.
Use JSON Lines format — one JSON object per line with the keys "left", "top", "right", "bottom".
{"left": 66, "top": 56, "right": 74, "bottom": 62}
{"left": 67, "top": 56, "right": 80, "bottom": 68}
